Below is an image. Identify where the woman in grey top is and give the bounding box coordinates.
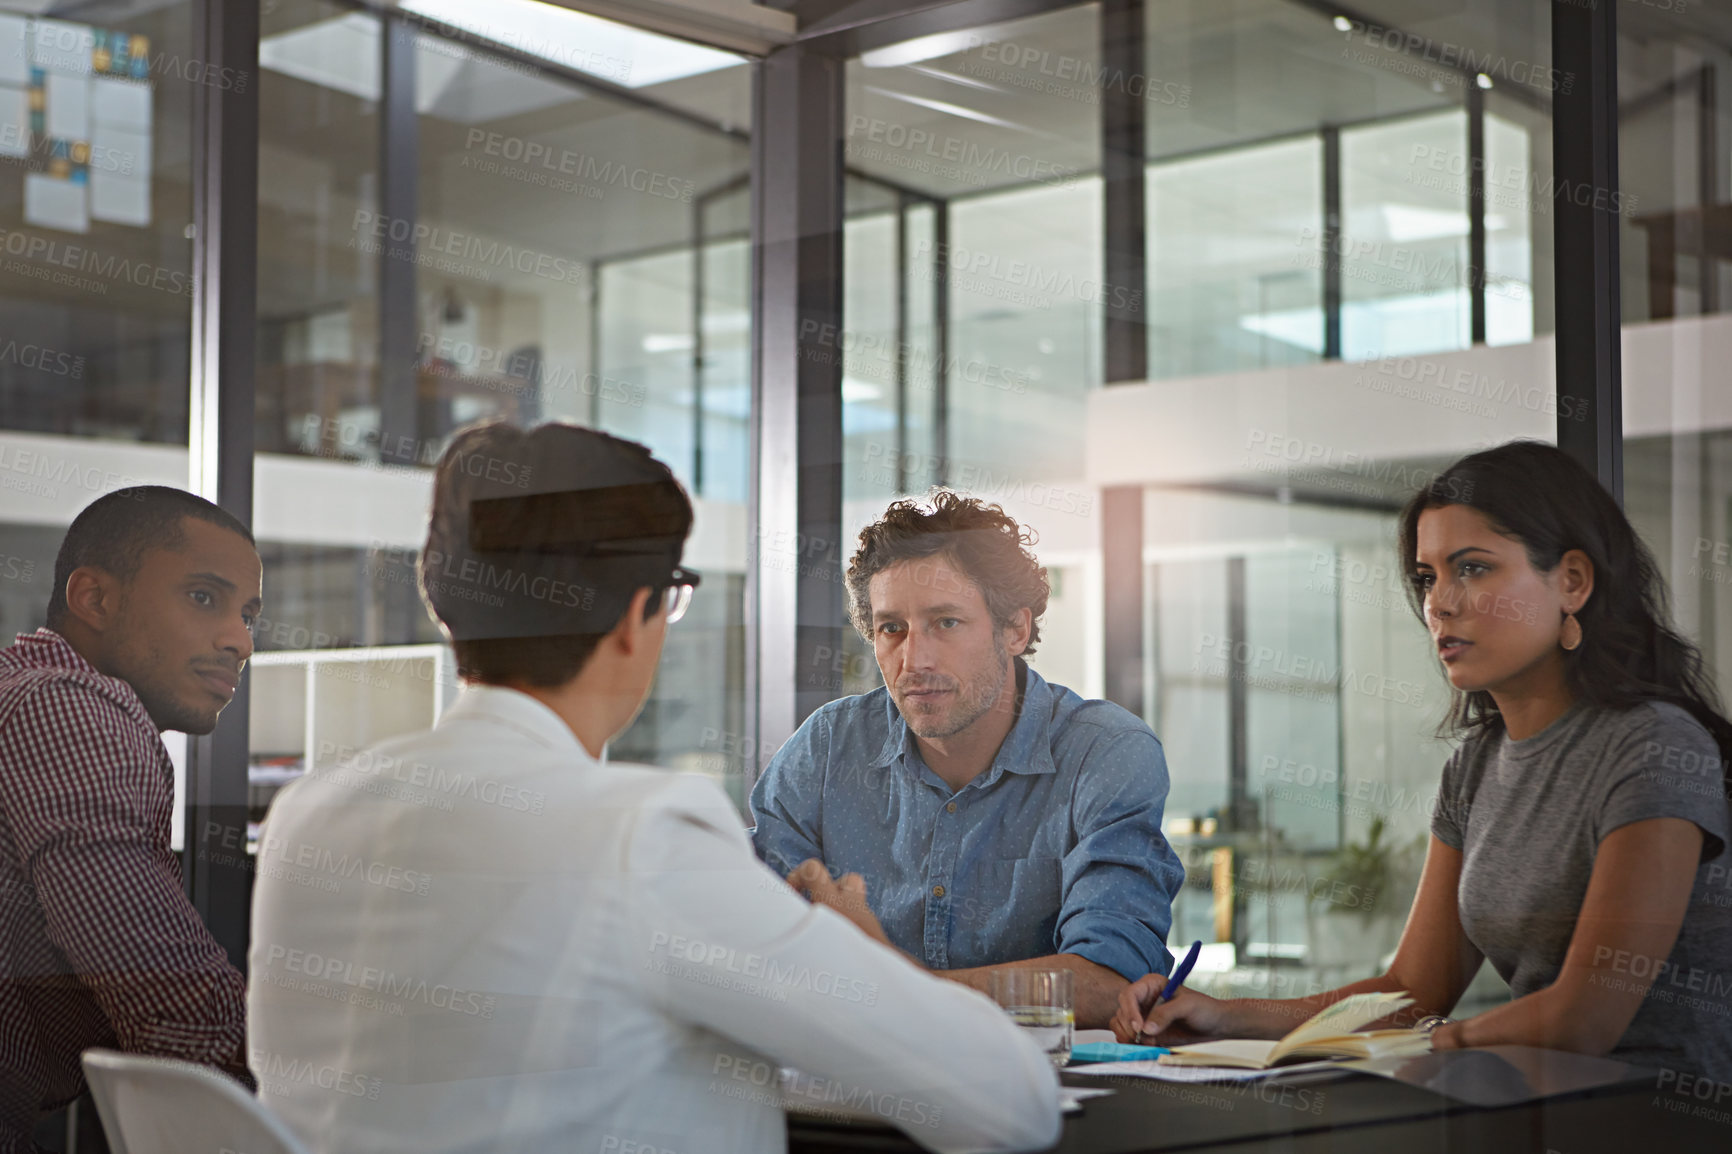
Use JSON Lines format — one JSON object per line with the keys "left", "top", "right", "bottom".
{"left": 1114, "top": 441, "right": 1732, "bottom": 1081}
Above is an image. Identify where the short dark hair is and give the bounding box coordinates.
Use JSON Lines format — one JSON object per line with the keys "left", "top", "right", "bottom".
{"left": 845, "top": 489, "right": 1049, "bottom": 655}
{"left": 420, "top": 421, "right": 693, "bottom": 688}
{"left": 48, "top": 487, "right": 255, "bottom": 631}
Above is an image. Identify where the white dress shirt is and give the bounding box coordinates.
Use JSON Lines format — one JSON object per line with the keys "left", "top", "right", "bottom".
{"left": 248, "top": 685, "right": 1060, "bottom": 1154}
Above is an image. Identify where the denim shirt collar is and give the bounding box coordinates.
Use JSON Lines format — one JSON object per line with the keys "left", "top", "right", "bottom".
{"left": 870, "top": 659, "right": 1059, "bottom": 790}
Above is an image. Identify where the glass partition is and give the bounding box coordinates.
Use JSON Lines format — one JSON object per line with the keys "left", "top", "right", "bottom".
{"left": 0, "top": 2, "right": 196, "bottom": 446}
{"left": 1616, "top": 0, "right": 1732, "bottom": 912}
{"left": 247, "top": 2, "right": 753, "bottom": 842}
{"left": 0, "top": 2, "right": 201, "bottom": 819}
{"left": 845, "top": 0, "right": 1557, "bottom": 1007}
{"left": 0, "top": 0, "right": 199, "bottom": 631}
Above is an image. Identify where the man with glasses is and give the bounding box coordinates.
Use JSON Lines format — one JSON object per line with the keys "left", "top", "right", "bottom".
{"left": 249, "top": 421, "right": 1059, "bottom": 1154}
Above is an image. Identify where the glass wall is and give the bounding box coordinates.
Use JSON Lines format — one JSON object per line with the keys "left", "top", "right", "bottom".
{"left": 0, "top": 0, "right": 1673, "bottom": 1042}
{"left": 0, "top": 2, "right": 196, "bottom": 444}
{"left": 1611, "top": 7, "right": 1732, "bottom": 1115}
{"left": 844, "top": 4, "right": 1105, "bottom": 714}
{"left": 1148, "top": 135, "right": 1320, "bottom": 378}
{"left": 247, "top": 2, "right": 753, "bottom": 840}
{"left": 845, "top": 0, "right": 1558, "bottom": 1004}
{"left": 1617, "top": 3, "right": 1732, "bottom": 864}
{"left": 0, "top": 1, "right": 199, "bottom": 640}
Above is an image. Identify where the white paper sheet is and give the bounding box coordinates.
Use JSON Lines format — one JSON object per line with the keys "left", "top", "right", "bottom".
{"left": 24, "top": 171, "right": 88, "bottom": 233}
{"left": 1067, "top": 1058, "right": 1348, "bottom": 1083}
{"left": 0, "top": 15, "right": 29, "bottom": 87}
{"left": 91, "top": 167, "right": 148, "bottom": 226}
{"left": 32, "top": 19, "right": 95, "bottom": 76}
{"left": 1060, "top": 1087, "right": 1114, "bottom": 1114}
{"left": 92, "top": 76, "right": 151, "bottom": 131}
{"left": 92, "top": 122, "right": 147, "bottom": 168}
{"left": 0, "top": 84, "right": 27, "bottom": 158}
{"left": 45, "top": 72, "right": 90, "bottom": 140}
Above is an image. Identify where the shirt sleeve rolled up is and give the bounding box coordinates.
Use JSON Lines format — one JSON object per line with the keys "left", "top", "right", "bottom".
{"left": 1053, "top": 728, "right": 1184, "bottom": 981}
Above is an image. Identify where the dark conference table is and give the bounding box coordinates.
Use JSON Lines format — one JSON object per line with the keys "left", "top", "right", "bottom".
{"left": 786, "top": 1048, "right": 1730, "bottom": 1153}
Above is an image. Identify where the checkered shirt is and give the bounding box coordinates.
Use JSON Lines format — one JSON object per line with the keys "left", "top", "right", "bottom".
{"left": 0, "top": 629, "right": 249, "bottom": 1152}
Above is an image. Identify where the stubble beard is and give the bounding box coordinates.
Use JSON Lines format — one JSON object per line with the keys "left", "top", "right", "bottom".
{"left": 900, "top": 635, "right": 1010, "bottom": 741}
{"left": 110, "top": 615, "right": 223, "bottom": 735}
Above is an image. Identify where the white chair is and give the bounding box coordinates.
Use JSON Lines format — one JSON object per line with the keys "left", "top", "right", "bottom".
{"left": 80, "top": 1049, "right": 310, "bottom": 1154}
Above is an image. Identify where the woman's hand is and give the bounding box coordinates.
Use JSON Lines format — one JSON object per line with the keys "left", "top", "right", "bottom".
{"left": 1111, "top": 974, "right": 1238, "bottom": 1043}
{"left": 1428, "top": 1020, "right": 1467, "bottom": 1051}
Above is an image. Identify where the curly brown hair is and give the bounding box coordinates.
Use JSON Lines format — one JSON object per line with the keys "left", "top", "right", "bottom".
{"left": 846, "top": 489, "right": 1049, "bottom": 656}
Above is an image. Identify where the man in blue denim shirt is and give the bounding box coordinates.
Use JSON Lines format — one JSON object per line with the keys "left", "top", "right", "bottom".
{"left": 751, "top": 492, "right": 1184, "bottom": 1027}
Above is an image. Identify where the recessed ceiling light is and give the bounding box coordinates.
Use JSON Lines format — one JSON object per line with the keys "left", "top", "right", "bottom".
{"left": 861, "top": 30, "right": 982, "bottom": 69}
{"left": 1476, "top": 73, "right": 1494, "bottom": 89}
{"left": 903, "top": 64, "right": 1005, "bottom": 95}
{"left": 1333, "top": 16, "right": 1353, "bottom": 32}
{"left": 865, "top": 86, "right": 1023, "bottom": 131}
{"left": 258, "top": 13, "right": 571, "bottom": 121}
{"left": 842, "top": 378, "right": 882, "bottom": 404}
{"left": 1380, "top": 204, "right": 1470, "bottom": 243}
{"left": 401, "top": 0, "right": 743, "bottom": 88}
{"left": 642, "top": 333, "right": 694, "bottom": 354}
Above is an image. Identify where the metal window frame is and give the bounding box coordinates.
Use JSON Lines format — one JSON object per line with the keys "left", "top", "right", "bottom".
{"left": 747, "top": 44, "right": 848, "bottom": 775}
{"left": 184, "top": 0, "right": 261, "bottom": 969}
{"left": 1552, "top": 0, "right": 1624, "bottom": 500}
{"left": 1100, "top": 0, "right": 1147, "bottom": 719}
{"left": 378, "top": 17, "right": 420, "bottom": 465}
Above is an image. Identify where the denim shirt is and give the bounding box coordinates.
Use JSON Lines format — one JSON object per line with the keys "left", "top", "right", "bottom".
{"left": 749, "top": 661, "right": 1183, "bottom": 980}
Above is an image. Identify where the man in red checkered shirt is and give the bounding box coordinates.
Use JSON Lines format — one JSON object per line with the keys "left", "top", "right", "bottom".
{"left": 0, "top": 486, "right": 259, "bottom": 1152}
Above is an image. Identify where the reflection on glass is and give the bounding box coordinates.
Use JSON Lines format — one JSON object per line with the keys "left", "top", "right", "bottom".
{"left": 0, "top": 2, "right": 195, "bottom": 444}
{"left": 257, "top": 0, "right": 380, "bottom": 458}
{"left": 1342, "top": 112, "right": 1475, "bottom": 359}
{"left": 1150, "top": 137, "right": 1321, "bottom": 377}
{"left": 249, "top": 6, "right": 752, "bottom": 815}
{"left": 1618, "top": 7, "right": 1732, "bottom": 843}
{"left": 846, "top": 0, "right": 1556, "bottom": 1011}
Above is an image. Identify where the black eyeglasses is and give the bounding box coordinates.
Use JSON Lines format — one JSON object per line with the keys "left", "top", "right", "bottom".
{"left": 661, "top": 566, "right": 701, "bottom": 624}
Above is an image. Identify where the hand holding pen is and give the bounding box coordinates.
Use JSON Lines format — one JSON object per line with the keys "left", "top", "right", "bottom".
{"left": 1110, "top": 940, "right": 1235, "bottom": 1044}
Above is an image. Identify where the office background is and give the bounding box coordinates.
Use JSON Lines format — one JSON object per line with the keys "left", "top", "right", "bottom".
{"left": 0, "top": 0, "right": 1717, "bottom": 1013}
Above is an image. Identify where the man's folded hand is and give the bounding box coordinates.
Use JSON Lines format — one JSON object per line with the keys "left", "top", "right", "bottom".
{"left": 785, "top": 859, "right": 894, "bottom": 948}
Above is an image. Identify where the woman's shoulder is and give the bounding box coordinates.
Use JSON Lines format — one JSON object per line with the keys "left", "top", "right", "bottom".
{"left": 1437, "top": 721, "right": 1502, "bottom": 805}
{"left": 1584, "top": 698, "right": 1718, "bottom": 755}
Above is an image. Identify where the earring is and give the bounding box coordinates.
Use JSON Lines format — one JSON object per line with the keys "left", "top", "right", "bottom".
{"left": 1560, "top": 612, "right": 1582, "bottom": 652}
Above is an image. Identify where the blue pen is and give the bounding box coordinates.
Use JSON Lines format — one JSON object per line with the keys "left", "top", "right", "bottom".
{"left": 1159, "top": 939, "right": 1203, "bottom": 1003}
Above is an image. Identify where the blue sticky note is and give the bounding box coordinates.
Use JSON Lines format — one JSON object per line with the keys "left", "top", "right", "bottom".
{"left": 1069, "top": 1041, "right": 1170, "bottom": 1064}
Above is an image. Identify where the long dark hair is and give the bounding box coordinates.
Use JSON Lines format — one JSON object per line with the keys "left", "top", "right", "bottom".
{"left": 1397, "top": 440, "right": 1732, "bottom": 779}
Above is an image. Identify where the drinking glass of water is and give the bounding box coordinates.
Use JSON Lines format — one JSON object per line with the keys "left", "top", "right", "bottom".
{"left": 989, "top": 970, "right": 1074, "bottom": 1068}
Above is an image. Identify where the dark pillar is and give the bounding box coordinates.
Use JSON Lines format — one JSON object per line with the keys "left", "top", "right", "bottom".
{"left": 185, "top": 0, "right": 260, "bottom": 970}
{"left": 379, "top": 18, "right": 420, "bottom": 464}
{"left": 1101, "top": 0, "right": 1147, "bottom": 718}
{"left": 748, "top": 45, "right": 847, "bottom": 786}
{"left": 1552, "top": 0, "right": 1623, "bottom": 501}
{"left": 1322, "top": 125, "right": 1342, "bottom": 361}
{"left": 1468, "top": 82, "right": 1487, "bottom": 345}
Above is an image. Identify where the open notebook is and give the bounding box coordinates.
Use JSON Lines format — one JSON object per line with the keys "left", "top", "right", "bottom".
{"left": 1158, "top": 991, "right": 1433, "bottom": 1069}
